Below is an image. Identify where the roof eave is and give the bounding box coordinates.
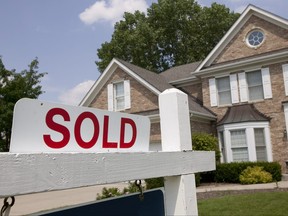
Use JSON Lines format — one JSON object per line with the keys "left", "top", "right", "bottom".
{"left": 194, "top": 4, "right": 288, "bottom": 73}
{"left": 192, "top": 50, "right": 288, "bottom": 77}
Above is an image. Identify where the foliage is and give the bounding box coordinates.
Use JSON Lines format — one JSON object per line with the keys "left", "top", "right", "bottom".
{"left": 214, "top": 162, "right": 281, "bottom": 183}
{"left": 96, "top": 187, "right": 122, "bottom": 200}
{"left": 96, "top": 0, "right": 240, "bottom": 73}
{"left": 96, "top": 181, "right": 144, "bottom": 200}
{"left": 239, "top": 166, "right": 273, "bottom": 184}
{"left": 192, "top": 132, "right": 220, "bottom": 162}
{"left": 198, "top": 192, "right": 288, "bottom": 216}
{"left": 145, "top": 177, "right": 164, "bottom": 189}
{"left": 0, "top": 57, "right": 46, "bottom": 151}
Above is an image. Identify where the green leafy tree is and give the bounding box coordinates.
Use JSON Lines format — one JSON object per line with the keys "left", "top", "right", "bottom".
{"left": 96, "top": 0, "right": 240, "bottom": 73}
{"left": 0, "top": 57, "right": 46, "bottom": 151}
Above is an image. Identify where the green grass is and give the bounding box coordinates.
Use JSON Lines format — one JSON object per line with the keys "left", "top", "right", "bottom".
{"left": 198, "top": 191, "right": 288, "bottom": 216}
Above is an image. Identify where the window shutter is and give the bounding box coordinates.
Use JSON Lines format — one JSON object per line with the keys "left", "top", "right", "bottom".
{"left": 209, "top": 78, "right": 217, "bottom": 107}
{"left": 230, "top": 74, "right": 239, "bottom": 104}
{"left": 107, "top": 83, "right": 113, "bottom": 111}
{"left": 261, "top": 68, "right": 272, "bottom": 99}
{"left": 124, "top": 80, "right": 131, "bottom": 109}
{"left": 282, "top": 64, "right": 288, "bottom": 96}
{"left": 238, "top": 72, "right": 248, "bottom": 102}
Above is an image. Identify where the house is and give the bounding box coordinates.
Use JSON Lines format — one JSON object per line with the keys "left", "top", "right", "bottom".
{"left": 80, "top": 5, "right": 288, "bottom": 173}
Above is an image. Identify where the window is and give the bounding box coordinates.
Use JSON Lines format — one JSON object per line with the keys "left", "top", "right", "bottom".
{"left": 209, "top": 75, "right": 239, "bottom": 107}
{"left": 231, "top": 130, "right": 249, "bottom": 162}
{"left": 246, "top": 70, "right": 264, "bottom": 101}
{"left": 217, "top": 77, "right": 231, "bottom": 105}
{"left": 107, "top": 80, "right": 131, "bottom": 111}
{"left": 114, "top": 82, "right": 125, "bottom": 110}
{"left": 246, "top": 30, "right": 265, "bottom": 47}
{"left": 254, "top": 128, "right": 267, "bottom": 161}
{"left": 217, "top": 122, "right": 272, "bottom": 163}
{"left": 238, "top": 68, "right": 272, "bottom": 102}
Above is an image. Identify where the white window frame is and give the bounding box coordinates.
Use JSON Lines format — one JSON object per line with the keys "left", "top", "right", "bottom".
{"left": 209, "top": 74, "right": 239, "bottom": 107}
{"left": 282, "top": 64, "right": 288, "bottom": 96}
{"left": 107, "top": 80, "right": 131, "bottom": 111}
{"left": 238, "top": 68, "right": 272, "bottom": 102}
{"left": 217, "top": 122, "right": 272, "bottom": 163}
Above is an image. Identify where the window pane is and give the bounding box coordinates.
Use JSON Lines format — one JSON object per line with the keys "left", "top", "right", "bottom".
{"left": 247, "top": 71, "right": 264, "bottom": 100}
{"left": 254, "top": 128, "right": 267, "bottom": 161}
{"left": 114, "top": 82, "right": 125, "bottom": 110}
{"left": 217, "top": 77, "right": 231, "bottom": 105}
{"left": 116, "top": 97, "right": 124, "bottom": 110}
{"left": 231, "top": 130, "right": 248, "bottom": 162}
{"left": 115, "top": 82, "right": 124, "bottom": 97}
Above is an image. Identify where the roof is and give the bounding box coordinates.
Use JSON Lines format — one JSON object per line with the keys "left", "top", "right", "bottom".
{"left": 217, "top": 104, "right": 270, "bottom": 126}
{"left": 195, "top": 4, "right": 288, "bottom": 72}
{"left": 160, "top": 61, "right": 201, "bottom": 83}
{"left": 115, "top": 58, "right": 173, "bottom": 92}
{"left": 80, "top": 58, "right": 216, "bottom": 119}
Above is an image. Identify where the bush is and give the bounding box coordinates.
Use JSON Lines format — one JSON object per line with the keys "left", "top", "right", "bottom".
{"left": 240, "top": 166, "right": 273, "bottom": 184}
{"left": 192, "top": 133, "right": 221, "bottom": 162}
{"left": 96, "top": 187, "right": 122, "bottom": 200}
{"left": 145, "top": 177, "right": 164, "bottom": 189}
{"left": 215, "top": 162, "right": 281, "bottom": 183}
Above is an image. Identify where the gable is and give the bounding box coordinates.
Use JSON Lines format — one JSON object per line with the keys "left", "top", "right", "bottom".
{"left": 215, "top": 15, "right": 288, "bottom": 64}
{"left": 195, "top": 5, "right": 288, "bottom": 72}
{"left": 89, "top": 67, "right": 159, "bottom": 113}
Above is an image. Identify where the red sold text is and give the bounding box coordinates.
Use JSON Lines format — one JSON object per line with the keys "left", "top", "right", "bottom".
{"left": 43, "top": 108, "right": 137, "bottom": 149}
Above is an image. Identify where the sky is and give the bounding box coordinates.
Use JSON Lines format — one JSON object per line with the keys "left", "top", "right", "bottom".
{"left": 1, "top": 0, "right": 288, "bottom": 106}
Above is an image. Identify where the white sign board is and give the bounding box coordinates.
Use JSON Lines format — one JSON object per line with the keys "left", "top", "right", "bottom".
{"left": 10, "top": 98, "right": 150, "bottom": 153}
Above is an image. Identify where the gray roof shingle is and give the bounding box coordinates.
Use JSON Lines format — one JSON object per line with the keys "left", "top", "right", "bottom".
{"left": 160, "top": 61, "right": 201, "bottom": 82}
{"left": 116, "top": 59, "right": 216, "bottom": 119}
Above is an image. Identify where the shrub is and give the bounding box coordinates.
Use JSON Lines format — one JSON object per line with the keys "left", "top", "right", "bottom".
{"left": 239, "top": 166, "right": 273, "bottom": 184}
{"left": 96, "top": 187, "right": 122, "bottom": 200}
{"left": 215, "top": 162, "right": 281, "bottom": 183}
{"left": 145, "top": 177, "right": 164, "bottom": 189}
{"left": 192, "top": 133, "right": 221, "bottom": 162}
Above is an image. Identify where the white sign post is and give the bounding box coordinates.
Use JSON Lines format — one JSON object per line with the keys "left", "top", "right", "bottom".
{"left": 0, "top": 89, "right": 215, "bottom": 216}
{"left": 159, "top": 88, "right": 198, "bottom": 215}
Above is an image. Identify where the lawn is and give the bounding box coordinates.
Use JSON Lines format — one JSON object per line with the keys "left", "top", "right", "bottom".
{"left": 198, "top": 191, "right": 288, "bottom": 216}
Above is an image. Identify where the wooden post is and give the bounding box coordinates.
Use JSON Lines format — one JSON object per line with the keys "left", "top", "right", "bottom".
{"left": 159, "top": 88, "right": 198, "bottom": 215}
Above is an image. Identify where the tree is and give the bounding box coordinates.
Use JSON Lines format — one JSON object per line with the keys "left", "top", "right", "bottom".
{"left": 0, "top": 57, "right": 46, "bottom": 151}
{"left": 96, "top": 0, "right": 240, "bottom": 73}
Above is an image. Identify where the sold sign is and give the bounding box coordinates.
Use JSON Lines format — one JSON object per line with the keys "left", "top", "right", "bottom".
{"left": 10, "top": 98, "right": 150, "bottom": 153}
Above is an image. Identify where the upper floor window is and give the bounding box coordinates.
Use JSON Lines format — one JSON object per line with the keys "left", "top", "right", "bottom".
{"left": 209, "top": 74, "right": 239, "bottom": 107}
{"left": 217, "top": 76, "right": 231, "bottom": 105}
{"left": 246, "top": 70, "right": 264, "bottom": 101}
{"left": 114, "top": 82, "right": 125, "bottom": 110}
{"left": 107, "top": 80, "right": 131, "bottom": 111}
{"left": 209, "top": 68, "right": 272, "bottom": 107}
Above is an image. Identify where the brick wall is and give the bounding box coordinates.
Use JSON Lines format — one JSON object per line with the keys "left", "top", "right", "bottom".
{"left": 90, "top": 68, "right": 158, "bottom": 113}
{"left": 202, "top": 62, "right": 288, "bottom": 171}
{"left": 216, "top": 15, "right": 288, "bottom": 63}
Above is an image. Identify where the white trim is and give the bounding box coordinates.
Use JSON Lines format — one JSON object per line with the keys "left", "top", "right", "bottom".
{"left": 217, "top": 121, "right": 272, "bottom": 163}
{"left": 238, "top": 72, "right": 248, "bottom": 102}
{"left": 230, "top": 74, "right": 239, "bottom": 104}
{"left": 195, "top": 5, "right": 288, "bottom": 72}
{"left": 261, "top": 68, "right": 272, "bottom": 99}
{"left": 209, "top": 78, "right": 217, "bottom": 107}
{"left": 124, "top": 80, "right": 131, "bottom": 109}
{"left": 107, "top": 83, "right": 113, "bottom": 111}
{"left": 282, "top": 64, "right": 288, "bottom": 96}
{"left": 80, "top": 58, "right": 161, "bottom": 107}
